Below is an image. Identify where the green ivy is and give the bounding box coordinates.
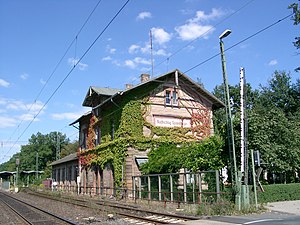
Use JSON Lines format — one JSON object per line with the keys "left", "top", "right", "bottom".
{"left": 83, "top": 85, "right": 213, "bottom": 188}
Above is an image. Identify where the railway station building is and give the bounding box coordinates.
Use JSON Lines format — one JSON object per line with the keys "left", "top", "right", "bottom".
{"left": 52, "top": 69, "right": 224, "bottom": 195}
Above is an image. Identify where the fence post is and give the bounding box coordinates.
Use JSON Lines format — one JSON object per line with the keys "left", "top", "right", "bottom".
{"left": 192, "top": 174, "right": 195, "bottom": 203}
{"left": 148, "top": 176, "right": 151, "bottom": 201}
{"left": 216, "top": 170, "right": 220, "bottom": 202}
{"left": 139, "top": 177, "right": 142, "bottom": 199}
{"left": 198, "top": 173, "right": 202, "bottom": 203}
{"left": 158, "top": 175, "right": 162, "bottom": 201}
{"left": 133, "top": 176, "right": 136, "bottom": 201}
{"left": 183, "top": 172, "right": 187, "bottom": 203}
{"left": 170, "top": 174, "right": 173, "bottom": 202}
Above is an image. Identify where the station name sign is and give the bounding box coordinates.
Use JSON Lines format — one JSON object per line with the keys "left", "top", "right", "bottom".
{"left": 154, "top": 116, "right": 191, "bottom": 128}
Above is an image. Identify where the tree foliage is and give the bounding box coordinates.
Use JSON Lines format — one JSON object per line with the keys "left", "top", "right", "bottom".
{"left": 0, "top": 132, "right": 72, "bottom": 179}
{"left": 213, "top": 70, "right": 300, "bottom": 183}
{"left": 60, "top": 140, "right": 79, "bottom": 158}
{"left": 289, "top": 1, "right": 300, "bottom": 71}
{"left": 140, "top": 135, "right": 224, "bottom": 174}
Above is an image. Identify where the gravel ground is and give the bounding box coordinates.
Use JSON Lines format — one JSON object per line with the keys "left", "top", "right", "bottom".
{"left": 4, "top": 190, "right": 130, "bottom": 225}
{"left": 0, "top": 199, "right": 25, "bottom": 225}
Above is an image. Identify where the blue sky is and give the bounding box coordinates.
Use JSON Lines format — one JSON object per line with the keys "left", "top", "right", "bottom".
{"left": 0, "top": 0, "right": 298, "bottom": 164}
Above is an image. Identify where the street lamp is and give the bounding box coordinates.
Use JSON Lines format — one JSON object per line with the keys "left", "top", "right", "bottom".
{"left": 219, "top": 29, "right": 232, "bottom": 39}
{"left": 219, "top": 29, "right": 238, "bottom": 191}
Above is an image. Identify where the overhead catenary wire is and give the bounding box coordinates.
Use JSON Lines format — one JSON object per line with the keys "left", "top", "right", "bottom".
{"left": 2, "top": 0, "right": 130, "bottom": 162}
{"left": 4, "top": 0, "right": 104, "bottom": 150}
{"left": 151, "top": 0, "right": 257, "bottom": 73}
{"left": 2, "top": 4, "right": 292, "bottom": 163}
{"left": 184, "top": 13, "right": 294, "bottom": 74}
{"left": 89, "top": 13, "right": 295, "bottom": 131}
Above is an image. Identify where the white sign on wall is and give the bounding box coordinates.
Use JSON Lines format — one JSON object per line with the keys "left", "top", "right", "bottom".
{"left": 154, "top": 116, "right": 191, "bottom": 128}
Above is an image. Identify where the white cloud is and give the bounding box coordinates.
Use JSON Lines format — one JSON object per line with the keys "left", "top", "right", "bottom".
{"left": 124, "top": 57, "right": 152, "bottom": 69}
{"left": 268, "top": 59, "right": 278, "bottom": 66}
{"left": 125, "top": 60, "right": 136, "bottom": 69}
{"left": 68, "top": 58, "right": 88, "bottom": 71}
{"left": 189, "top": 8, "right": 224, "bottom": 23}
{"left": 175, "top": 8, "right": 224, "bottom": 41}
{"left": 175, "top": 23, "right": 214, "bottom": 41}
{"left": 40, "top": 78, "right": 46, "bottom": 85}
{"left": 151, "top": 27, "right": 172, "bottom": 45}
{"left": 128, "top": 42, "right": 170, "bottom": 57}
{"left": 102, "top": 56, "right": 112, "bottom": 61}
{"left": 128, "top": 44, "right": 140, "bottom": 54}
{"left": 0, "top": 78, "right": 9, "bottom": 87}
{"left": 112, "top": 60, "right": 121, "bottom": 67}
{"left": 0, "top": 116, "right": 17, "bottom": 128}
{"left": 0, "top": 98, "right": 44, "bottom": 128}
{"left": 6, "top": 100, "right": 44, "bottom": 114}
{"left": 18, "top": 113, "right": 40, "bottom": 122}
{"left": 20, "top": 73, "right": 29, "bottom": 80}
{"left": 133, "top": 57, "right": 151, "bottom": 65}
{"left": 110, "top": 48, "right": 116, "bottom": 54}
{"left": 51, "top": 112, "right": 83, "bottom": 120}
{"left": 154, "top": 49, "right": 169, "bottom": 56}
{"left": 106, "top": 45, "right": 117, "bottom": 54}
{"left": 141, "top": 43, "right": 151, "bottom": 54}
{"left": 137, "top": 11, "right": 152, "bottom": 20}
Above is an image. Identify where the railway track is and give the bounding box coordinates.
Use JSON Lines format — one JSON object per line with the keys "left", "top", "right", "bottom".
{"left": 25, "top": 189, "right": 202, "bottom": 224}
{"left": 0, "top": 191, "right": 78, "bottom": 225}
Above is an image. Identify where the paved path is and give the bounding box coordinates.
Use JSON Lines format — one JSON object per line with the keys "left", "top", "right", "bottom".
{"left": 265, "top": 200, "right": 300, "bottom": 215}
{"left": 181, "top": 200, "right": 300, "bottom": 224}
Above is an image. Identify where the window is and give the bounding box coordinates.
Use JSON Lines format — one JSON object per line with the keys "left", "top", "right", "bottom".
{"left": 172, "top": 90, "right": 178, "bottom": 105}
{"left": 165, "top": 89, "right": 178, "bottom": 106}
{"left": 94, "top": 127, "right": 101, "bottom": 145}
{"left": 165, "top": 90, "right": 171, "bottom": 105}
{"left": 81, "top": 129, "right": 87, "bottom": 149}
{"left": 135, "top": 157, "right": 148, "bottom": 168}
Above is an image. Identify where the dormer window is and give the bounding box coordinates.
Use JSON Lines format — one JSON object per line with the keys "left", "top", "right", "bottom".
{"left": 165, "top": 89, "right": 178, "bottom": 106}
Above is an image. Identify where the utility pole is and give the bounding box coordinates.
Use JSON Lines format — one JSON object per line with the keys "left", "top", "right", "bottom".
{"left": 36, "top": 152, "right": 38, "bottom": 180}
{"left": 219, "top": 29, "right": 240, "bottom": 210}
{"left": 56, "top": 132, "right": 60, "bottom": 160}
{"left": 15, "top": 158, "right": 20, "bottom": 192}
{"left": 150, "top": 29, "right": 154, "bottom": 78}
{"left": 240, "top": 67, "right": 250, "bottom": 210}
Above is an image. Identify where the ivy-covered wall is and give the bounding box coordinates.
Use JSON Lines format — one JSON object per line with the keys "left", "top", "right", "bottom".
{"left": 80, "top": 80, "right": 216, "bottom": 188}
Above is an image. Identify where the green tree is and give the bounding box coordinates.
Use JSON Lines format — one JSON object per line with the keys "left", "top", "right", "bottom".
{"left": 60, "top": 140, "right": 79, "bottom": 158}
{"left": 183, "top": 135, "right": 224, "bottom": 171}
{"left": 257, "top": 71, "right": 299, "bottom": 114}
{"left": 213, "top": 70, "right": 300, "bottom": 183}
{"left": 0, "top": 132, "right": 70, "bottom": 174}
{"left": 289, "top": 1, "right": 300, "bottom": 71}
{"left": 249, "top": 71, "right": 300, "bottom": 182}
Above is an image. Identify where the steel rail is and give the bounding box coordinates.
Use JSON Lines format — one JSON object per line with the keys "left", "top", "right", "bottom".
{"left": 26, "top": 189, "right": 201, "bottom": 224}
{"left": 0, "top": 192, "right": 78, "bottom": 225}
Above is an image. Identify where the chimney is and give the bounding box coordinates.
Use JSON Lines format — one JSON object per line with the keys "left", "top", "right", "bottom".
{"left": 140, "top": 74, "right": 150, "bottom": 83}
{"left": 125, "top": 84, "right": 134, "bottom": 90}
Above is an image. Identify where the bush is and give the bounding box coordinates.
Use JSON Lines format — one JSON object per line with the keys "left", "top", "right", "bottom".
{"left": 258, "top": 183, "right": 300, "bottom": 203}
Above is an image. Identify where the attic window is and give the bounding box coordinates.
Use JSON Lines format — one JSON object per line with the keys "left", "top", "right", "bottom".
{"left": 165, "top": 90, "right": 171, "bottom": 105}
{"left": 165, "top": 89, "right": 178, "bottom": 106}
{"left": 172, "top": 90, "right": 178, "bottom": 105}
